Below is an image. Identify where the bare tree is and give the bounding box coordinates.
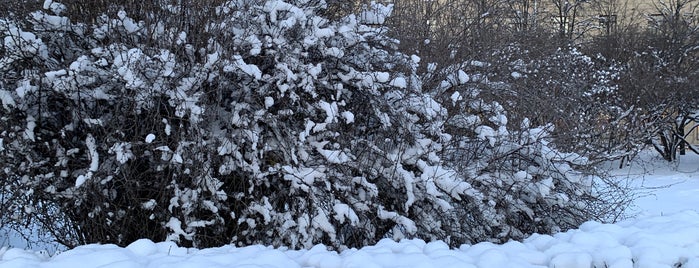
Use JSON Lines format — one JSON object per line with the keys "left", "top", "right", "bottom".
{"left": 548, "top": 0, "right": 598, "bottom": 40}
{"left": 506, "top": 0, "right": 542, "bottom": 32}
{"left": 609, "top": 0, "right": 699, "bottom": 161}
{"left": 385, "top": 0, "right": 517, "bottom": 70}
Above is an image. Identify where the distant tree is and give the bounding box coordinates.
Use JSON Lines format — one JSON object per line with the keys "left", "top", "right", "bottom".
{"left": 548, "top": 0, "right": 597, "bottom": 40}
{"left": 384, "top": 0, "right": 518, "bottom": 73}
{"left": 615, "top": 0, "right": 699, "bottom": 161}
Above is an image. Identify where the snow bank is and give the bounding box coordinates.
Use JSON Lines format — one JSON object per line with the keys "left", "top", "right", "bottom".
{"left": 4, "top": 211, "right": 699, "bottom": 267}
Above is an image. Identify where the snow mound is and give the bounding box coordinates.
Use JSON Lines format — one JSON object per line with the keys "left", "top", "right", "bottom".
{"left": 4, "top": 211, "right": 699, "bottom": 267}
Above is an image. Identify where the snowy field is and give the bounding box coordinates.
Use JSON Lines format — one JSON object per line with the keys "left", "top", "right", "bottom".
{"left": 618, "top": 151, "right": 699, "bottom": 218}
{"left": 2, "top": 151, "right": 699, "bottom": 268}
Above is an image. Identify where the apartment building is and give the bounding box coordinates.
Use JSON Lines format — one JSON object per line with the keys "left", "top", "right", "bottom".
{"left": 361, "top": 0, "right": 697, "bottom": 40}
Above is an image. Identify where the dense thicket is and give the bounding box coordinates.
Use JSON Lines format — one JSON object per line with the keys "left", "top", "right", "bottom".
{"left": 0, "top": 0, "right": 663, "bottom": 250}
{"left": 385, "top": 0, "right": 699, "bottom": 164}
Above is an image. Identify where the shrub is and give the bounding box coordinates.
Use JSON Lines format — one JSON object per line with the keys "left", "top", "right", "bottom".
{"left": 0, "top": 0, "right": 628, "bottom": 250}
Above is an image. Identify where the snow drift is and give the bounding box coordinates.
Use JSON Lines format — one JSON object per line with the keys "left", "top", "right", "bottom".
{"left": 3, "top": 211, "right": 699, "bottom": 268}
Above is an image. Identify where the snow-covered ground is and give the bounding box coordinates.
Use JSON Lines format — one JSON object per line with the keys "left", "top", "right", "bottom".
{"left": 617, "top": 151, "right": 699, "bottom": 217}
{"left": 2, "top": 150, "right": 699, "bottom": 268}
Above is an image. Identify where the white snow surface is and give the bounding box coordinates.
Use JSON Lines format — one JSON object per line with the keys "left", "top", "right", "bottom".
{"left": 3, "top": 151, "right": 699, "bottom": 268}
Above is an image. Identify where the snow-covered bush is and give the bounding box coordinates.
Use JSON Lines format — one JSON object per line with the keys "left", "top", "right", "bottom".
{"left": 444, "top": 44, "right": 645, "bottom": 165}
{"left": 0, "top": 0, "right": 627, "bottom": 250}
{"left": 405, "top": 65, "right": 629, "bottom": 244}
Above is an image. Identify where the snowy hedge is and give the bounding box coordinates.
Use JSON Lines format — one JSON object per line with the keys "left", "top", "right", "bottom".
{"left": 0, "top": 0, "right": 626, "bottom": 249}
